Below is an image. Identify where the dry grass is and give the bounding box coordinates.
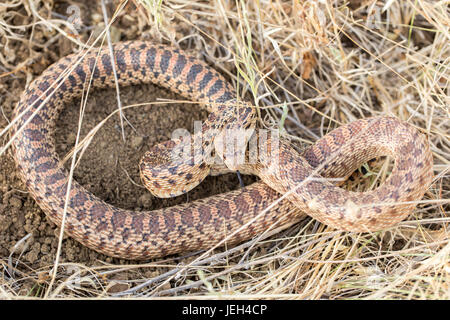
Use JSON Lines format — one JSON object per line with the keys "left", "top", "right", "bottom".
{"left": 0, "top": 0, "right": 449, "bottom": 299}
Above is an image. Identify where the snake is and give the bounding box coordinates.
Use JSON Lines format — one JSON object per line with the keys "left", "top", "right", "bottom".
{"left": 11, "top": 41, "right": 434, "bottom": 260}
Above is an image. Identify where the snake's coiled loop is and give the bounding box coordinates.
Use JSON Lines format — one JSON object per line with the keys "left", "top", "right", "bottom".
{"left": 139, "top": 99, "right": 256, "bottom": 198}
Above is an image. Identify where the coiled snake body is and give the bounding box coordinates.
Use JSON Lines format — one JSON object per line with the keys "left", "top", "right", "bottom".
{"left": 11, "top": 41, "right": 433, "bottom": 259}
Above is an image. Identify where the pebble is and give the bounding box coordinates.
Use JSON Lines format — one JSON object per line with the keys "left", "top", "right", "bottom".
{"left": 138, "top": 193, "right": 153, "bottom": 207}
{"left": 9, "top": 197, "right": 22, "bottom": 209}
{"left": 67, "top": 133, "right": 77, "bottom": 145}
{"left": 131, "top": 136, "right": 143, "bottom": 149}
{"left": 40, "top": 243, "right": 50, "bottom": 254}
{"left": 25, "top": 242, "right": 41, "bottom": 264}
{"left": 107, "top": 281, "right": 130, "bottom": 294}
{"left": 160, "top": 282, "right": 171, "bottom": 291}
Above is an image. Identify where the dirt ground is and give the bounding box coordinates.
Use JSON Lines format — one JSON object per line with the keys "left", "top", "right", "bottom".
{"left": 0, "top": 1, "right": 267, "bottom": 297}
{"left": 1, "top": 0, "right": 447, "bottom": 299}
{"left": 1, "top": 78, "right": 262, "bottom": 267}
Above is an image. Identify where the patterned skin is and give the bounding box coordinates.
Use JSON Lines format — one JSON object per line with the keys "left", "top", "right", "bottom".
{"left": 11, "top": 41, "right": 433, "bottom": 259}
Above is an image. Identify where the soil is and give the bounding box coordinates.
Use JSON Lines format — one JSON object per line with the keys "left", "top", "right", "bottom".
{"left": 0, "top": 2, "right": 258, "bottom": 295}
{"left": 0, "top": 80, "right": 256, "bottom": 267}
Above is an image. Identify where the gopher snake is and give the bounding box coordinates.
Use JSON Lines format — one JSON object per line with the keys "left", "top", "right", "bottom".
{"left": 11, "top": 41, "right": 433, "bottom": 259}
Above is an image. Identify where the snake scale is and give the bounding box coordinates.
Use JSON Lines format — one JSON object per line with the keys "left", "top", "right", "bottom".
{"left": 11, "top": 41, "right": 434, "bottom": 260}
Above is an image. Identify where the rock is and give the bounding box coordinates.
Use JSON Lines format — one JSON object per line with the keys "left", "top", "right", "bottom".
{"left": 138, "top": 193, "right": 153, "bottom": 208}
{"left": 9, "top": 197, "right": 22, "bottom": 209}
{"left": 131, "top": 136, "right": 143, "bottom": 149}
